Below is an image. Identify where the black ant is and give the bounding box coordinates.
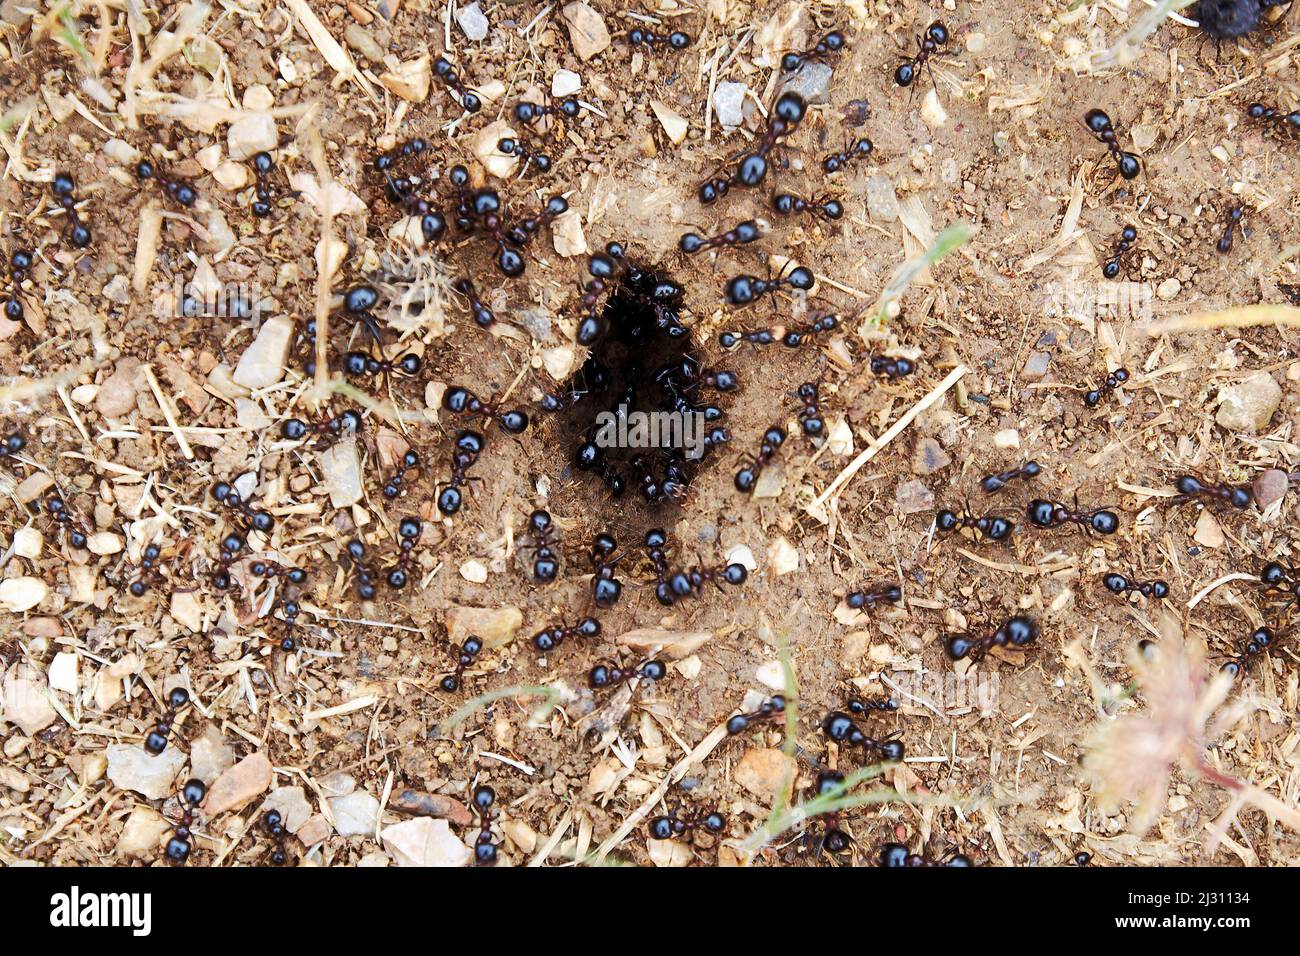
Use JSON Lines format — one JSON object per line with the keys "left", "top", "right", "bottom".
{"left": 980, "top": 460, "right": 1041, "bottom": 494}
{"left": 1170, "top": 474, "right": 1253, "bottom": 510}
{"left": 719, "top": 313, "right": 838, "bottom": 349}
{"left": 772, "top": 191, "right": 844, "bottom": 221}
{"left": 434, "top": 55, "right": 482, "bottom": 112}
{"left": 935, "top": 506, "right": 1014, "bottom": 542}
{"left": 211, "top": 481, "right": 275, "bottom": 533}
{"left": 384, "top": 517, "right": 423, "bottom": 589}
{"left": 514, "top": 97, "right": 581, "bottom": 125}
{"left": 211, "top": 532, "right": 248, "bottom": 591}
{"left": 659, "top": 559, "right": 748, "bottom": 604}
{"left": 822, "top": 710, "right": 905, "bottom": 760}
{"left": 589, "top": 532, "right": 624, "bottom": 608}
{"left": 250, "top": 151, "right": 286, "bottom": 217}
{"left": 678, "top": 218, "right": 765, "bottom": 254}
{"left": 1246, "top": 101, "right": 1300, "bottom": 135}
{"left": 698, "top": 91, "right": 807, "bottom": 203}
{"left": 654, "top": 355, "right": 739, "bottom": 395}
{"left": 880, "top": 843, "right": 972, "bottom": 866}
{"left": 1222, "top": 626, "right": 1278, "bottom": 678}
{"left": 503, "top": 195, "right": 569, "bottom": 248}
{"left": 452, "top": 277, "right": 496, "bottom": 328}
{"left": 1102, "top": 225, "right": 1138, "bottom": 279}
{"left": 1083, "top": 109, "right": 1141, "bottom": 180}
{"left": 734, "top": 425, "right": 786, "bottom": 492}
{"left": 649, "top": 806, "right": 726, "bottom": 841}
{"left": 725, "top": 264, "right": 815, "bottom": 306}
{"left": 443, "top": 386, "right": 529, "bottom": 433}
{"left": 848, "top": 695, "right": 900, "bottom": 716}
{"left": 944, "top": 614, "right": 1038, "bottom": 662}
{"left": 1217, "top": 206, "right": 1245, "bottom": 254}
{"left": 630, "top": 453, "right": 690, "bottom": 505}
{"left": 1103, "top": 572, "right": 1169, "bottom": 600}
{"left": 869, "top": 355, "right": 915, "bottom": 379}
{"left": 124, "top": 543, "right": 165, "bottom": 597}
{"left": 372, "top": 139, "right": 447, "bottom": 244}
{"left": 1027, "top": 498, "right": 1120, "bottom": 535}
{"left": 590, "top": 658, "right": 667, "bottom": 689}
{"left": 2, "top": 249, "right": 33, "bottom": 323}
{"left": 532, "top": 616, "right": 601, "bottom": 652}
{"left": 894, "top": 21, "right": 948, "bottom": 88}
{"left": 815, "top": 770, "right": 853, "bottom": 853}
{"left": 343, "top": 348, "right": 422, "bottom": 386}
{"left": 496, "top": 137, "right": 552, "bottom": 174}
{"left": 165, "top": 778, "right": 207, "bottom": 864}
{"left": 472, "top": 785, "right": 498, "bottom": 865}
{"left": 629, "top": 27, "right": 692, "bottom": 49}
{"left": 526, "top": 509, "right": 560, "bottom": 582}
{"left": 440, "top": 635, "right": 484, "bottom": 692}
{"left": 51, "top": 172, "right": 92, "bottom": 247}
{"left": 574, "top": 433, "right": 627, "bottom": 497}
{"left": 1083, "top": 367, "right": 1129, "bottom": 406}
{"left": 346, "top": 539, "right": 380, "bottom": 601}
{"left": 262, "top": 809, "right": 291, "bottom": 865}
{"left": 383, "top": 450, "right": 421, "bottom": 500}
{"left": 644, "top": 528, "right": 676, "bottom": 605}
{"left": 574, "top": 251, "right": 617, "bottom": 346}
{"left": 1260, "top": 561, "right": 1300, "bottom": 606}
{"left": 145, "top": 687, "right": 190, "bottom": 754}
{"left": 797, "top": 382, "right": 824, "bottom": 436}
{"left": 1074, "top": 850, "right": 1093, "bottom": 866}
{"left": 846, "top": 583, "right": 902, "bottom": 609}
{"left": 726, "top": 694, "right": 787, "bottom": 735}
{"left": 45, "top": 494, "right": 89, "bottom": 550}
{"left": 135, "top": 159, "right": 198, "bottom": 207}
{"left": 339, "top": 284, "right": 387, "bottom": 343}
{"left": 823, "top": 137, "right": 874, "bottom": 174}
{"left": 438, "top": 430, "right": 485, "bottom": 515}
{"left": 280, "top": 408, "right": 363, "bottom": 446}
{"left": 782, "top": 29, "right": 846, "bottom": 72}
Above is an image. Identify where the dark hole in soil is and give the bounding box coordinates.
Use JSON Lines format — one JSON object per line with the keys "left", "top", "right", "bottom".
{"left": 550, "top": 248, "right": 732, "bottom": 518}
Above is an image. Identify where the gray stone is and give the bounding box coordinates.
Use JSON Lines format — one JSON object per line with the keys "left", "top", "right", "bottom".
{"left": 779, "top": 62, "right": 833, "bottom": 105}
{"left": 456, "top": 2, "right": 490, "bottom": 41}
{"left": 330, "top": 790, "right": 381, "bottom": 837}
{"left": 911, "top": 437, "right": 950, "bottom": 476}
{"left": 866, "top": 175, "right": 900, "bottom": 222}
{"left": 713, "top": 82, "right": 747, "bottom": 128}
{"left": 107, "top": 744, "right": 187, "bottom": 800}
{"left": 518, "top": 309, "right": 553, "bottom": 342}
{"left": 1216, "top": 371, "right": 1282, "bottom": 434}
{"left": 1022, "top": 352, "right": 1051, "bottom": 381}
{"left": 895, "top": 479, "right": 934, "bottom": 515}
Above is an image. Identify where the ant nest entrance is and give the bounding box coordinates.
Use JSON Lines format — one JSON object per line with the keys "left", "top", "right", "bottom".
{"left": 549, "top": 248, "right": 733, "bottom": 522}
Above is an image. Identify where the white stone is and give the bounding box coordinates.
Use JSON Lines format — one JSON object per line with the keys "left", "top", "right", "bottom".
{"left": 993, "top": 429, "right": 1020, "bottom": 450}
{"left": 106, "top": 743, "right": 187, "bottom": 800}
{"left": 0, "top": 576, "right": 47, "bottom": 612}
{"left": 382, "top": 817, "right": 473, "bottom": 866}
{"left": 651, "top": 99, "right": 689, "bottom": 145}
{"left": 460, "top": 560, "right": 488, "bottom": 583}
{"left": 726, "top": 544, "right": 758, "bottom": 572}
{"left": 755, "top": 660, "right": 786, "bottom": 690}
{"left": 1, "top": 674, "right": 56, "bottom": 734}
{"left": 227, "top": 112, "right": 279, "bottom": 162}
{"left": 321, "top": 439, "right": 364, "bottom": 508}
{"left": 232, "top": 315, "right": 294, "bottom": 389}
{"left": 12, "top": 527, "right": 42, "bottom": 559}
{"left": 713, "top": 82, "right": 747, "bottom": 128}
{"left": 456, "top": 2, "right": 490, "bottom": 42}
{"left": 48, "top": 652, "right": 78, "bottom": 694}
{"left": 330, "top": 790, "right": 381, "bottom": 837}
{"left": 87, "top": 532, "right": 124, "bottom": 556}
{"left": 769, "top": 537, "right": 799, "bottom": 575}
{"left": 552, "top": 69, "right": 582, "bottom": 97}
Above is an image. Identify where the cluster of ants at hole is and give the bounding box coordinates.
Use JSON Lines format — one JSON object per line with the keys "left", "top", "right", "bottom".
{"left": 11, "top": 9, "right": 1298, "bottom": 869}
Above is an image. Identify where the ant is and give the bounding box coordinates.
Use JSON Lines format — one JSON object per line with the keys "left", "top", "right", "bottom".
{"left": 822, "top": 710, "right": 905, "bottom": 760}
{"left": 346, "top": 539, "right": 380, "bottom": 601}
{"left": 725, "top": 264, "right": 815, "bottom": 306}
{"left": 719, "top": 313, "right": 838, "bottom": 349}
{"left": 815, "top": 770, "right": 853, "bottom": 853}
{"left": 165, "top": 778, "right": 207, "bottom": 864}
{"left": 281, "top": 408, "right": 363, "bottom": 446}
{"left": 438, "top": 430, "right": 485, "bottom": 515}
{"left": 980, "top": 460, "right": 1041, "bottom": 494}
{"left": 1103, "top": 572, "right": 1169, "bottom": 600}
{"left": 574, "top": 434, "right": 627, "bottom": 497}
{"left": 869, "top": 355, "right": 915, "bottom": 379}
{"left": 679, "top": 218, "right": 765, "bottom": 254}
{"left": 440, "top": 635, "right": 483, "bottom": 691}
{"left": 782, "top": 29, "right": 846, "bottom": 72}
{"left": 1169, "top": 474, "right": 1253, "bottom": 510}
{"left": 574, "top": 251, "right": 617, "bottom": 346}
{"left": 879, "top": 843, "right": 972, "bottom": 867}
{"left": 644, "top": 528, "right": 676, "bottom": 605}
{"left": 514, "top": 97, "right": 582, "bottom": 126}
{"left": 654, "top": 356, "right": 739, "bottom": 395}
{"left": 145, "top": 687, "right": 190, "bottom": 754}
{"left": 249, "top": 151, "right": 286, "bottom": 217}
{"left": 630, "top": 453, "right": 689, "bottom": 505}
{"left": 797, "top": 382, "right": 824, "bottom": 436}
{"left": 772, "top": 191, "right": 844, "bottom": 221}
{"left": 660, "top": 559, "right": 748, "bottom": 604}
{"left": 434, "top": 55, "right": 482, "bottom": 112}
{"left": 443, "top": 386, "right": 529, "bottom": 434}
{"left": 51, "top": 172, "right": 92, "bottom": 247}
{"left": 0, "top": 427, "right": 23, "bottom": 467}
{"left": 589, "top": 532, "right": 624, "bottom": 608}
{"left": 590, "top": 658, "right": 667, "bottom": 689}
{"left": 629, "top": 27, "right": 692, "bottom": 49}
{"left": 846, "top": 583, "right": 902, "bottom": 609}
{"left": 262, "top": 809, "right": 291, "bottom": 865}
{"left": 384, "top": 517, "right": 423, "bottom": 589}
{"left": 1246, "top": 101, "right": 1300, "bottom": 135}
{"left": 211, "top": 481, "right": 275, "bottom": 533}
{"left": 945, "top": 614, "right": 1038, "bottom": 662}
{"left": 848, "top": 695, "right": 899, "bottom": 716}
{"left": 726, "top": 694, "right": 787, "bottom": 735}
{"left": 45, "top": 494, "right": 89, "bottom": 550}
{"left": 1027, "top": 498, "right": 1120, "bottom": 535}
{"left": 1222, "top": 626, "right": 1278, "bottom": 678}
{"left": 698, "top": 91, "right": 807, "bottom": 203}
{"left": 503, "top": 195, "right": 569, "bottom": 248}
{"left": 1083, "top": 367, "right": 1129, "bottom": 406}
{"left": 135, "top": 159, "right": 198, "bottom": 208}
{"left": 935, "top": 506, "right": 1014, "bottom": 542}
{"left": 649, "top": 806, "right": 726, "bottom": 841}
{"left": 526, "top": 509, "right": 560, "bottom": 582}
{"left": 532, "top": 616, "right": 601, "bottom": 652}
{"left": 452, "top": 277, "right": 496, "bottom": 329}
{"left": 343, "top": 349, "right": 422, "bottom": 386}
{"left": 383, "top": 450, "right": 421, "bottom": 500}
{"left": 894, "top": 21, "right": 948, "bottom": 88}
{"left": 823, "top": 137, "right": 874, "bottom": 174}
{"left": 734, "top": 425, "right": 786, "bottom": 492}
{"left": 1102, "top": 225, "right": 1138, "bottom": 279}
{"left": 471, "top": 785, "right": 498, "bottom": 865}
{"left": 1083, "top": 109, "right": 1141, "bottom": 180}
{"left": 496, "top": 137, "right": 552, "bottom": 174}
{"left": 124, "top": 543, "right": 165, "bottom": 597}
{"left": 2, "top": 249, "right": 33, "bottom": 323}
{"left": 338, "top": 284, "right": 388, "bottom": 344}
{"left": 211, "top": 532, "right": 248, "bottom": 591}
{"left": 1260, "top": 561, "right": 1300, "bottom": 605}
{"left": 1217, "top": 206, "right": 1245, "bottom": 254}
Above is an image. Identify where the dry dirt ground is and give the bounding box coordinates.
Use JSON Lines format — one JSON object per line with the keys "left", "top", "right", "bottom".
{"left": 0, "top": 0, "right": 1298, "bottom": 868}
